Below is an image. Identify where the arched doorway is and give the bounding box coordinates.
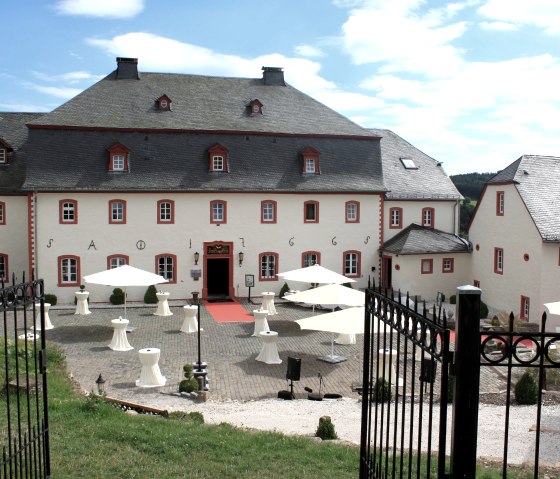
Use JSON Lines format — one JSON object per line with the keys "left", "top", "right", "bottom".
{"left": 203, "top": 241, "right": 234, "bottom": 299}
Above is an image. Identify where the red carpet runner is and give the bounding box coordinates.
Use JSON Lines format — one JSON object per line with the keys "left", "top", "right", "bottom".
{"left": 203, "top": 300, "right": 253, "bottom": 323}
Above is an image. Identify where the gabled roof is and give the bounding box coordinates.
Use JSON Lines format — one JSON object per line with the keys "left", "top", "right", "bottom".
{"left": 369, "top": 128, "right": 462, "bottom": 201}
{"left": 381, "top": 223, "right": 471, "bottom": 255}
{"left": 489, "top": 155, "right": 560, "bottom": 241}
{"left": 0, "top": 112, "right": 44, "bottom": 192}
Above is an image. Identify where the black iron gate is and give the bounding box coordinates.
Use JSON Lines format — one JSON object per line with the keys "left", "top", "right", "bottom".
{"left": 1, "top": 276, "right": 50, "bottom": 478}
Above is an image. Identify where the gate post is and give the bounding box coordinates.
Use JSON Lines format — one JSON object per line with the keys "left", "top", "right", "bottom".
{"left": 450, "top": 285, "right": 481, "bottom": 478}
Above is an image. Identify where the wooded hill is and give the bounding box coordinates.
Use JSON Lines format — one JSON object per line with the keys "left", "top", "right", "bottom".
{"left": 450, "top": 172, "right": 495, "bottom": 201}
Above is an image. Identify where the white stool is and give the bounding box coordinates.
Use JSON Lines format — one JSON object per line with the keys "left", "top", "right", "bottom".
{"left": 74, "top": 291, "right": 91, "bottom": 315}
{"left": 19, "top": 332, "right": 39, "bottom": 342}
{"left": 415, "top": 330, "right": 431, "bottom": 360}
{"left": 154, "top": 292, "right": 173, "bottom": 316}
{"left": 252, "top": 309, "right": 270, "bottom": 337}
{"left": 261, "top": 292, "right": 277, "bottom": 315}
{"left": 108, "top": 317, "right": 133, "bottom": 351}
{"left": 256, "top": 331, "right": 282, "bottom": 364}
{"left": 33, "top": 303, "right": 54, "bottom": 330}
{"left": 335, "top": 333, "right": 356, "bottom": 345}
{"left": 181, "top": 305, "right": 202, "bottom": 333}
{"left": 136, "top": 348, "right": 166, "bottom": 387}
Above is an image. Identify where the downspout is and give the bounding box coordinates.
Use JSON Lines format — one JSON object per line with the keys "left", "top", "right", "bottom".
{"left": 33, "top": 189, "right": 38, "bottom": 279}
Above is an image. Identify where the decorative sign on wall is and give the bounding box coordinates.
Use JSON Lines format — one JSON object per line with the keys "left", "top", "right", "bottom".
{"left": 239, "top": 237, "right": 245, "bottom": 247}
{"left": 245, "top": 274, "right": 255, "bottom": 287}
{"left": 136, "top": 240, "right": 146, "bottom": 250}
{"left": 364, "top": 235, "right": 370, "bottom": 244}
{"left": 289, "top": 237, "right": 294, "bottom": 246}
{"left": 207, "top": 244, "right": 229, "bottom": 255}
{"left": 88, "top": 240, "right": 97, "bottom": 250}
{"left": 332, "top": 236, "right": 337, "bottom": 245}
{"left": 46, "top": 239, "right": 53, "bottom": 248}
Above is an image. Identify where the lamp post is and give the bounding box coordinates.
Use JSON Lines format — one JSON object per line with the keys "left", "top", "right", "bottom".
{"left": 95, "top": 373, "right": 106, "bottom": 395}
{"left": 191, "top": 291, "right": 208, "bottom": 392}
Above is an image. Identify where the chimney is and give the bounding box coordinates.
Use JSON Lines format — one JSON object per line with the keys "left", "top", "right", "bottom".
{"left": 116, "top": 57, "right": 139, "bottom": 80}
{"left": 262, "top": 67, "right": 285, "bottom": 86}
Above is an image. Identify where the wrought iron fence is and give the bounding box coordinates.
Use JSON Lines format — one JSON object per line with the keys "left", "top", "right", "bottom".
{"left": 1, "top": 275, "right": 50, "bottom": 478}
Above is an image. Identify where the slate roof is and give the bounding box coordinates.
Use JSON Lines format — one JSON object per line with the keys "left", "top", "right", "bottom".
{"left": 369, "top": 128, "right": 462, "bottom": 200}
{"left": 0, "top": 112, "right": 44, "bottom": 192}
{"left": 381, "top": 223, "right": 471, "bottom": 255}
{"left": 489, "top": 155, "right": 560, "bottom": 242}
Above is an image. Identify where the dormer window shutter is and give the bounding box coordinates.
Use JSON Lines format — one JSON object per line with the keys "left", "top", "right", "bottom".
{"left": 0, "top": 140, "right": 12, "bottom": 164}
{"left": 156, "top": 95, "right": 172, "bottom": 111}
{"left": 301, "top": 147, "right": 320, "bottom": 174}
{"left": 208, "top": 144, "right": 229, "bottom": 172}
{"left": 107, "top": 143, "right": 130, "bottom": 172}
{"left": 248, "top": 99, "right": 263, "bottom": 115}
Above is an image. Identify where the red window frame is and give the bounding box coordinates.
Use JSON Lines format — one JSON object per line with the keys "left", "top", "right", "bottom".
{"left": 107, "top": 254, "right": 129, "bottom": 269}
{"left": 496, "top": 191, "right": 504, "bottom": 216}
{"left": 57, "top": 255, "right": 81, "bottom": 287}
{"left": 261, "top": 200, "right": 277, "bottom": 224}
{"left": 389, "top": 207, "right": 402, "bottom": 229}
{"left": 345, "top": 201, "right": 360, "bottom": 223}
{"left": 302, "top": 251, "right": 321, "bottom": 268}
{"left": 304, "top": 200, "right": 319, "bottom": 223}
{"left": 0, "top": 201, "right": 5, "bottom": 225}
{"left": 301, "top": 147, "right": 320, "bottom": 174}
{"left": 157, "top": 199, "right": 175, "bottom": 224}
{"left": 494, "top": 247, "right": 504, "bottom": 274}
{"left": 343, "top": 250, "right": 361, "bottom": 278}
{"left": 208, "top": 144, "right": 229, "bottom": 172}
{"left": 109, "top": 199, "right": 127, "bottom": 224}
{"left": 520, "top": 296, "right": 530, "bottom": 320}
{"left": 0, "top": 254, "right": 8, "bottom": 283}
{"left": 421, "top": 258, "right": 433, "bottom": 274}
{"left": 442, "top": 257, "right": 454, "bottom": 273}
{"left": 259, "top": 252, "right": 279, "bottom": 281}
{"left": 422, "top": 207, "right": 435, "bottom": 228}
{"left": 59, "top": 199, "right": 78, "bottom": 224}
{"left": 107, "top": 143, "right": 129, "bottom": 172}
{"left": 210, "top": 200, "right": 227, "bottom": 224}
{"left": 155, "top": 253, "right": 177, "bottom": 284}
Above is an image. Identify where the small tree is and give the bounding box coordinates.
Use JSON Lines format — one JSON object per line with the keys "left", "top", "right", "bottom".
{"left": 279, "top": 282, "right": 290, "bottom": 298}
{"left": 316, "top": 416, "right": 337, "bottom": 440}
{"left": 515, "top": 371, "right": 538, "bottom": 405}
{"left": 179, "top": 363, "right": 198, "bottom": 393}
{"left": 109, "top": 288, "right": 125, "bottom": 305}
{"left": 372, "top": 378, "right": 392, "bottom": 403}
{"left": 144, "top": 285, "right": 158, "bottom": 304}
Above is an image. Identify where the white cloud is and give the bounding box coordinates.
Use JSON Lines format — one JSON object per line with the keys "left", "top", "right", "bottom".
{"left": 31, "top": 70, "right": 103, "bottom": 84}
{"left": 30, "top": 85, "right": 83, "bottom": 99}
{"left": 478, "top": 0, "right": 560, "bottom": 35}
{"left": 55, "top": 0, "right": 144, "bottom": 18}
{"left": 294, "top": 44, "right": 326, "bottom": 58}
{"left": 0, "top": 102, "right": 50, "bottom": 113}
{"left": 479, "top": 20, "right": 516, "bottom": 31}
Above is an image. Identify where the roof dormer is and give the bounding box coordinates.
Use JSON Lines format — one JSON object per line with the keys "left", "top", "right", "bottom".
{"left": 107, "top": 143, "right": 129, "bottom": 172}
{"left": 300, "top": 147, "right": 320, "bottom": 174}
{"left": 248, "top": 99, "right": 263, "bottom": 115}
{"left": 0, "top": 139, "right": 12, "bottom": 164}
{"left": 156, "top": 94, "right": 172, "bottom": 111}
{"left": 208, "top": 144, "right": 229, "bottom": 172}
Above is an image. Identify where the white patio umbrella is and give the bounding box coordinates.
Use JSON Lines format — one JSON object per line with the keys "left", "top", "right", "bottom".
{"left": 83, "top": 265, "right": 168, "bottom": 319}
{"left": 277, "top": 264, "right": 356, "bottom": 285}
{"left": 285, "top": 283, "right": 364, "bottom": 309}
{"left": 544, "top": 302, "right": 560, "bottom": 316}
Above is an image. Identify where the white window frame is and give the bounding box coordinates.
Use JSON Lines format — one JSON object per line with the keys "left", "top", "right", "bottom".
{"left": 305, "top": 157, "right": 316, "bottom": 173}
{"left": 213, "top": 156, "right": 224, "bottom": 171}
{"left": 112, "top": 154, "right": 125, "bottom": 171}
{"left": 262, "top": 202, "right": 274, "bottom": 222}
{"left": 159, "top": 202, "right": 172, "bottom": 222}
{"left": 260, "top": 254, "right": 277, "bottom": 279}
{"left": 346, "top": 203, "right": 357, "bottom": 221}
{"left": 0, "top": 255, "right": 6, "bottom": 280}
{"left": 110, "top": 257, "right": 127, "bottom": 269}
{"left": 0, "top": 148, "right": 6, "bottom": 164}
{"left": 112, "top": 202, "right": 124, "bottom": 222}
{"left": 158, "top": 256, "right": 174, "bottom": 281}
{"left": 61, "top": 257, "right": 77, "bottom": 284}
{"left": 345, "top": 253, "right": 358, "bottom": 276}
{"left": 423, "top": 208, "right": 433, "bottom": 227}
{"left": 303, "top": 253, "right": 319, "bottom": 268}
{"left": 62, "top": 202, "right": 75, "bottom": 222}
{"left": 212, "top": 202, "right": 224, "bottom": 222}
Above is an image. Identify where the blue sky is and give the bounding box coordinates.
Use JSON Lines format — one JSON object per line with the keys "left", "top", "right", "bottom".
{"left": 2, "top": 0, "right": 560, "bottom": 175}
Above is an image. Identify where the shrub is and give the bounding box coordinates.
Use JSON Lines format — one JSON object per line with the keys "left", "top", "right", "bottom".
{"left": 80, "top": 284, "right": 85, "bottom": 291}
{"left": 144, "top": 285, "right": 158, "bottom": 304}
{"left": 449, "top": 295, "right": 456, "bottom": 305}
{"left": 183, "top": 363, "right": 194, "bottom": 379}
{"left": 515, "top": 371, "right": 538, "bottom": 405}
{"left": 44, "top": 294, "right": 57, "bottom": 305}
{"left": 168, "top": 411, "right": 204, "bottom": 425}
{"left": 109, "top": 288, "right": 125, "bottom": 305}
{"left": 372, "top": 378, "right": 392, "bottom": 403}
{"left": 279, "top": 282, "right": 290, "bottom": 298}
{"left": 480, "top": 301, "right": 489, "bottom": 320}
{"left": 316, "top": 416, "right": 337, "bottom": 440}
{"left": 81, "top": 391, "right": 106, "bottom": 413}
{"left": 342, "top": 282, "right": 353, "bottom": 289}
{"left": 179, "top": 378, "right": 199, "bottom": 393}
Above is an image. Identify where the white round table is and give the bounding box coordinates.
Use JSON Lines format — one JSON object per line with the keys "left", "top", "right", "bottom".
{"left": 335, "top": 333, "right": 356, "bottom": 345}
{"left": 74, "top": 291, "right": 91, "bottom": 315}
{"left": 256, "top": 331, "right": 282, "bottom": 364}
{"left": 261, "top": 292, "right": 277, "bottom": 315}
{"left": 154, "top": 292, "right": 173, "bottom": 316}
{"left": 252, "top": 309, "right": 270, "bottom": 337}
{"left": 378, "top": 348, "right": 398, "bottom": 384}
{"left": 136, "top": 348, "right": 166, "bottom": 387}
{"left": 32, "top": 303, "right": 54, "bottom": 330}
{"left": 181, "top": 305, "right": 202, "bottom": 333}
{"left": 19, "top": 332, "right": 39, "bottom": 342}
{"left": 108, "top": 317, "right": 134, "bottom": 351}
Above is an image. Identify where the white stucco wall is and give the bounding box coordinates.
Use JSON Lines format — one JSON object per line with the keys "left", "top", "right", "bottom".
{"left": 35, "top": 192, "right": 382, "bottom": 303}
{"left": 0, "top": 195, "right": 30, "bottom": 284}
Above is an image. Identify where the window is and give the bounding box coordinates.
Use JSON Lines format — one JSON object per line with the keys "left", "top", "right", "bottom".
{"left": 107, "top": 255, "right": 129, "bottom": 269}
{"left": 343, "top": 251, "right": 361, "bottom": 278}
{"left": 109, "top": 199, "right": 127, "bottom": 224}
{"left": 389, "top": 207, "right": 402, "bottom": 229}
{"left": 304, "top": 200, "right": 319, "bottom": 223}
{"left": 0, "top": 147, "right": 6, "bottom": 164}
{"left": 301, "top": 147, "right": 320, "bottom": 174}
{"left": 210, "top": 200, "right": 227, "bottom": 224}
{"left": 302, "top": 251, "right": 320, "bottom": 268}
{"left": 156, "top": 254, "right": 177, "bottom": 283}
{"left": 208, "top": 144, "right": 229, "bottom": 172}
{"left": 400, "top": 157, "right": 417, "bottom": 169}
{"left": 259, "top": 253, "right": 278, "bottom": 281}
{"left": 107, "top": 143, "right": 129, "bottom": 172}
{"left": 345, "top": 201, "right": 360, "bottom": 223}
{"left": 261, "top": 200, "right": 277, "bottom": 223}
{"left": 421, "top": 259, "right": 433, "bottom": 274}
{"left": 442, "top": 258, "right": 454, "bottom": 273}
{"left": 249, "top": 99, "right": 263, "bottom": 115}
{"left": 0, "top": 201, "right": 5, "bottom": 225}
{"left": 422, "top": 207, "right": 435, "bottom": 228}
{"left": 494, "top": 248, "right": 504, "bottom": 274}
{"left": 496, "top": 191, "right": 504, "bottom": 216}
{"left": 156, "top": 95, "right": 172, "bottom": 111}
{"left": 474, "top": 280, "right": 480, "bottom": 288}
{"left": 520, "top": 296, "right": 530, "bottom": 320}
{"left": 157, "top": 200, "right": 175, "bottom": 224}
{"left": 0, "top": 254, "right": 8, "bottom": 282}
{"left": 58, "top": 255, "right": 80, "bottom": 287}
{"left": 59, "top": 199, "right": 78, "bottom": 224}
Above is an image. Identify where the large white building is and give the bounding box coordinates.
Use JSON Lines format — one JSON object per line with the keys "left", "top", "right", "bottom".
{"left": 0, "top": 58, "right": 465, "bottom": 304}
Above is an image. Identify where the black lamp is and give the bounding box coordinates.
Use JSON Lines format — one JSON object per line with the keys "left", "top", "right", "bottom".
{"left": 238, "top": 251, "right": 244, "bottom": 266}
{"left": 194, "top": 252, "right": 200, "bottom": 265}
{"left": 95, "top": 374, "right": 106, "bottom": 395}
